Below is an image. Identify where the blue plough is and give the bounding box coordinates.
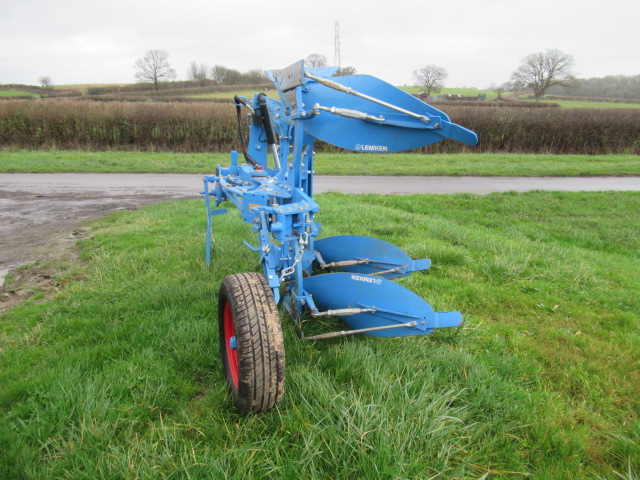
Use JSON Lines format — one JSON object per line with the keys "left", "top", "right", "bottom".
{"left": 203, "top": 60, "right": 478, "bottom": 413}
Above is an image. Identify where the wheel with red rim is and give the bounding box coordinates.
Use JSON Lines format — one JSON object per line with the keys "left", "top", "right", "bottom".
{"left": 218, "top": 272, "right": 285, "bottom": 413}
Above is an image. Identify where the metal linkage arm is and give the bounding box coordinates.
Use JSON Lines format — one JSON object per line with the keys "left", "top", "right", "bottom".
{"left": 312, "top": 104, "right": 385, "bottom": 123}
{"left": 305, "top": 72, "right": 430, "bottom": 124}
{"left": 304, "top": 321, "right": 418, "bottom": 341}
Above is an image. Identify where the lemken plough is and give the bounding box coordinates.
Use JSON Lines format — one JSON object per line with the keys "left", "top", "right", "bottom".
{"left": 203, "top": 60, "right": 478, "bottom": 413}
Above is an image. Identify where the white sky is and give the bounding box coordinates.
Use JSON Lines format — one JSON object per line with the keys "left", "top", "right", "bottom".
{"left": 1, "top": 0, "right": 638, "bottom": 88}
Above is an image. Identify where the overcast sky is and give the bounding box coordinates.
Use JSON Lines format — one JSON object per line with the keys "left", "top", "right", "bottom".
{"left": 1, "top": 0, "right": 638, "bottom": 88}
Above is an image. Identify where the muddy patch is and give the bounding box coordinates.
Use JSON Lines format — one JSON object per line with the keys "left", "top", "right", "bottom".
{"left": 0, "top": 188, "right": 191, "bottom": 315}
{"left": 0, "top": 228, "right": 87, "bottom": 315}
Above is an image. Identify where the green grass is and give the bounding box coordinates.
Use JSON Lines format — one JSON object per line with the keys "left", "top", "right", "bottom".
{"left": 0, "top": 150, "right": 223, "bottom": 173}
{"left": 2, "top": 150, "right": 639, "bottom": 176}
{"left": 0, "top": 90, "right": 40, "bottom": 98}
{"left": 317, "top": 153, "right": 640, "bottom": 176}
{"left": 1, "top": 192, "right": 638, "bottom": 478}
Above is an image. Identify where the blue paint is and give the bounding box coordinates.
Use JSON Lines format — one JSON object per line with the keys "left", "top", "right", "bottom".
{"left": 314, "top": 235, "right": 431, "bottom": 279}
{"left": 204, "top": 60, "right": 476, "bottom": 339}
{"left": 303, "top": 273, "right": 462, "bottom": 337}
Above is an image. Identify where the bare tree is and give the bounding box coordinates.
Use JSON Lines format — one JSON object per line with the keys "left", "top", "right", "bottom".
{"left": 335, "top": 66, "right": 357, "bottom": 76}
{"left": 511, "top": 49, "right": 576, "bottom": 101}
{"left": 306, "top": 54, "right": 328, "bottom": 68}
{"left": 134, "top": 49, "right": 177, "bottom": 91}
{"left": 241, "top": 69, "right": 269, "bottom": 85}
{"left": 210, "top": 65, "right": 242, "bottom": 85}
{"left": 38, "top": 76, "right": 53, "bottom": 88}
{"left": 187, "top": 61, "right": 209, "bottom": 83}
{"left": 412, "top": 65, "right": 448, "bottom": 98}
{"left": 488, "top": 82, "right": 511, "bottom": 100}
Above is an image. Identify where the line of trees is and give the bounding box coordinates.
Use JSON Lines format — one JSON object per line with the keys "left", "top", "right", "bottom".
{"left": 547, "top": 74, "right": 640, "bottom": 100}
{"left": 133, "top": 50, "right": 269, "bottom": 89}
{"left": 187, "top": 62, "right": 269, "bottom": 85}
{"left": 414, "top": 49, "right": 639, "bottom": 101}
{"left": 414, "top": 49, "right": 578, "bottom": 101}
{"left": 133, "top": 51, "right": 358, "bottom": 90}
{"left": 131, "top": 49, "right": 638, "bottom": 101}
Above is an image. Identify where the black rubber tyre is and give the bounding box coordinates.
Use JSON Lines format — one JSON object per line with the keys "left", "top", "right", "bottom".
{"left": 218, "top": 272, "right": 285, "bottom": 414}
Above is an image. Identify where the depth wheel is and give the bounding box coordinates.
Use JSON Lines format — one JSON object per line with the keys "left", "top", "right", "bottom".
{"left": 218, "top": 272, "right": 285, "bottom": 413}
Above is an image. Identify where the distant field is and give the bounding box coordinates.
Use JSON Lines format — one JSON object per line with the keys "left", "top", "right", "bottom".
{"left": 0, "top": 90, "right": 40, "bottom": 98}
{"left": 188, "top": 86, "right": 495, "bottom": 101}
{"left": 53, "top": 83, "right": 127, "bottom": 94}
{"left": 191, "top": 86, "right": 640, "bottom": 109}
{"left": 400, "top": 85, "right": 499, "bottom": 100}
{"left": 3, "top": 81, "right": 637, "bottom": 109}
{"left": 519, "top": 98, "right": 640, "bottom": 109}
{"left": 399, "top": 86, "right": 640, "bottom": 109}
{"left": 187, "top": 89, "right": 278, "bottom": 99}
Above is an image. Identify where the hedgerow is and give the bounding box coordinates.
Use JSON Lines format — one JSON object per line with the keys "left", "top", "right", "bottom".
{"left": 0, "top": 100, "right": 638, "bottom": 154}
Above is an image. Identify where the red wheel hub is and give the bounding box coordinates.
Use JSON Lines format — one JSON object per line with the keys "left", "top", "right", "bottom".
{"left": 223, "top": 301, "right": 239, "bottom": 389}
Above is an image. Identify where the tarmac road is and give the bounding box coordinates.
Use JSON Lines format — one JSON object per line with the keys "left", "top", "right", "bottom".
{"left": 2, "top": 172, "right": 639, "bottom": 195}
{"left": 1, "top": 173, "right": 639, "bottom": 286}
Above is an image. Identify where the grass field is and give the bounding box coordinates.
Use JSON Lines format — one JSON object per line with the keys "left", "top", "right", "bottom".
{"left": 4, "top": 82, "right": 639, "bottom": 109}
{"left": 0, "top": 90, "right": 40, "bottom": 98}
{"left": 399, "top": 86, "right": 640, "bottom": 109}
{"left": 400, "top": 86, "right": 498, "bottom": 99}
{"left": 1, "top": 192, "right": 638, "bottom": 478}
{"left": 54, "top": 83, "right": 127, "bottom": 94}
{"left": 2, "top": 150, "right": 639, "bottom": 176}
